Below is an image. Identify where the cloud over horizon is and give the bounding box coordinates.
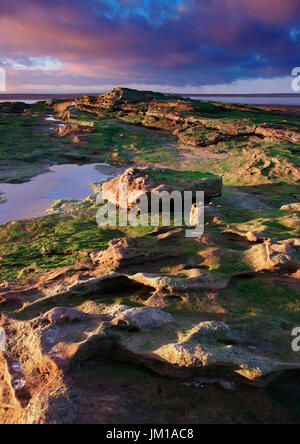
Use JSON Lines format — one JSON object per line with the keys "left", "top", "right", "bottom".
{"left": 0, "top": 0, "right": 299, "bottom": 93}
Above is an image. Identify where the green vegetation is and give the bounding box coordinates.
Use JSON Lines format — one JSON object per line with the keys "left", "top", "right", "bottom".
{"left": 85, "top": 118, "right": 180, "bottom": 166}
{"left": 192, "top": 98, "right": 300, "bottom": 127}
{"left": 150, "top": 168, "right": 218, "bottom": 182}
{"left": 0, "top": 211, "right": 154, "bottom": 280}
{"left": 0, "top": 102, "right": 184, "bottom": 183}
{"left": 224, "top": 276, "right": 300, "bottom": 361}
{"left": 0, "top": 102, "right": 96, "bottom": 182}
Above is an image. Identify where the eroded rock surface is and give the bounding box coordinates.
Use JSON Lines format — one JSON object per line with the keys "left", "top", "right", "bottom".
{"left": 245, "top": 241, "right": 300, "bottom": 272}
{"left": 281, "top": 203, "right": 300, "bottom": 212}
{"left": 1, "top": 299, "right": 299, "bottom": 424}
{"left": 101, "top": 167, "right": 222, "bottom": 208}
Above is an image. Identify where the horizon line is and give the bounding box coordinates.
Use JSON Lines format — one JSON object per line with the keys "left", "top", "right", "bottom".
{"left": 0, "top": 92, "right": 300, "bottom": 97}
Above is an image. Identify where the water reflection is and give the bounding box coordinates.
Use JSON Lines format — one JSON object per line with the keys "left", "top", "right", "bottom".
{"left": 0, "top": 163, "right": 108, "bottom": 224}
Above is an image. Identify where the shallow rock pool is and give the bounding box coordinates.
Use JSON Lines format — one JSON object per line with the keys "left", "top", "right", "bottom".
{"left": 0, "top": 163, "right": 109, "bottom": 224}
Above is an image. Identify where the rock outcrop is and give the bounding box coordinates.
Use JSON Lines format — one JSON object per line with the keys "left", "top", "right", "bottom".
{"left": 245, "top": 240, "right": 300, "bottom": 272}
{"left": 101, "top": 167, "right": 222, "bottom": 208}
{"left": 255, "top": 125, "right": 300, "bottom": 144}
{"left": 54, "top": 100, "right": 77, "bottom": 115}
{"left": 2, "top": 301, "right": 300, "bottom": 423}
{"left": 280, "top": 203, "right": 300, "bottom": 212}
{"left": 90, "top": 238, "right": 152, "bottom": 271}
{"left": 106, "top": 304, "right": 176, "bottom": 331}
{"left": 57, "top": 124, "right": 95, "bottom": 138}
{"left": 54, "top": 88, "right": 300, "bottom": 149}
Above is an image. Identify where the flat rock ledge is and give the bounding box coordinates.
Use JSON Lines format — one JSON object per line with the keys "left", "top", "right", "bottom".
{"left": 1, "top": 303, "right": 300, "bottom": 423}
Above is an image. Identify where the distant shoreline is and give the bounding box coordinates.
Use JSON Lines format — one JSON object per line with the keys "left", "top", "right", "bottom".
{"left": 0, "top": 93, "right": 94, "bottom": 101}
{"left": 181, "top": 93, "right": 300, "bottom": 97}
{"left": 0, "top": 92, "right": 300, "bottom": 98}
{"left": 0, "top": 92, "right": 299, "bottom": 108}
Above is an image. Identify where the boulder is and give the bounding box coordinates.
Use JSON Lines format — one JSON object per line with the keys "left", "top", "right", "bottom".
{"left": 266, "top": 242, "right": 298, "bottom": 269}
{"left": 223, "top": 228, "right": 264, "bottom": 243}
{"left": 90, "top": 238, "right": 144, "bottom": 269}
{"left": 153, "top": 341, "right": 296, "bottom": 382}
{"left": 185, "top": 321, "right": 232, "bottom": 344}
{"left": 101, "top": 167, "right": 222, "bottom": 209}
{"left": 106, "top": 305, "right": 176, "bottom": 331}
{"left": 41, "top": 308, "right": 88, "bottom": 325}
{"left": 57, "top": 124, "right": 95, "bottom": 138}
{"left": 53, "top": 100, "right": 76, "bottom": 114}
{"left": 101, "top": 167, "right": 153, "bottom": 208}
{"left": 245, "top": 241, "right": 299, "bottom": 271}
{"left": 280, "top": 203, "right": 300, "bottom": 212}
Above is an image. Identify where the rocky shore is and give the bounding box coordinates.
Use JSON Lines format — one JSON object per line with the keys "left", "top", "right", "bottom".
{"left": 0, "top": 89, "right": 299, "bottom": 423}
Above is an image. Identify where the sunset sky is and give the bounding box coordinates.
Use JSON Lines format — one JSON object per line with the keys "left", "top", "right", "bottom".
{"left": 0, "top": 0, "right": 299, "bottom": 93}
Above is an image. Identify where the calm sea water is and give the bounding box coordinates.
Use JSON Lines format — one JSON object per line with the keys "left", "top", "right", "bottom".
{"left": 189, "top": 96, "right": 300, "bottom": 106}
{"left": 0, "top": 95, "right": 299, "bottom": 106}
{"left": 0, "top": 100, "right": 38, "bottom": 104}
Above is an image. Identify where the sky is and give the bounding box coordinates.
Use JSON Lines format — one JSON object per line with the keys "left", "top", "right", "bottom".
{"left": 0, "top": 0, "right": 299, "bottom": 93}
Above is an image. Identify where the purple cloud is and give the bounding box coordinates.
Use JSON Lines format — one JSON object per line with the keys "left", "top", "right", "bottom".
{"left": 0, "top": 0, "right": 299, "bottom": 92}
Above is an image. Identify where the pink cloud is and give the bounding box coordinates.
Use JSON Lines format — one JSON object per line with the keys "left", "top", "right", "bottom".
{"left": 177, "top": 4, "right": 188, "bottom": 13}
{"left": 232, "top": 0, "right": 299, "bottom": 25}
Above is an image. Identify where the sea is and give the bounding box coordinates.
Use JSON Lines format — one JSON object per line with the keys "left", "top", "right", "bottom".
{"left": 0, "top": 93, "right": 300, "bottom": 107}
